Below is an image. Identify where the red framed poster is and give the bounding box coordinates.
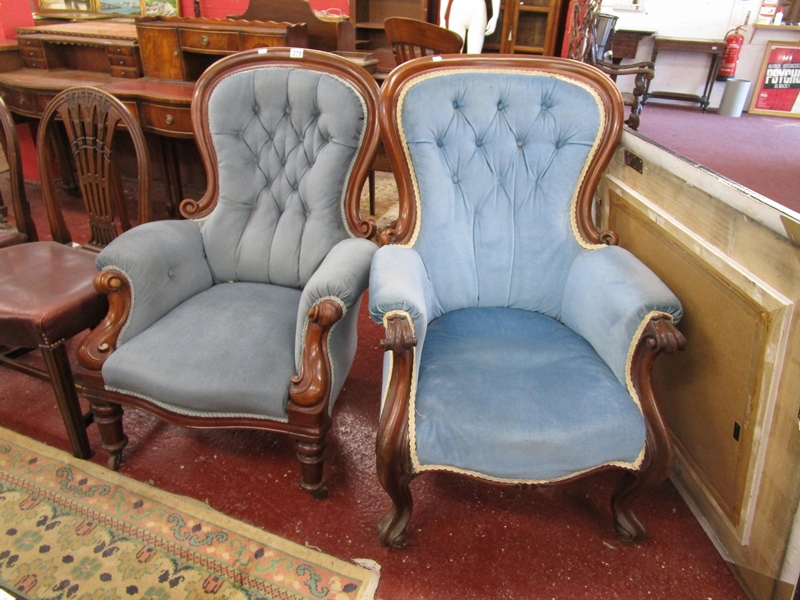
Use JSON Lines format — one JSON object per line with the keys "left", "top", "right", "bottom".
{"left": 749, "top": 41, "right": 800, "bottom": 117}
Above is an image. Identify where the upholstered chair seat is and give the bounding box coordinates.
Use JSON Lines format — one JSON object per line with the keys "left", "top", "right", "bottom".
{"left": 370, "top": 55, "right": 685, "bottom": 547}
{"left": 77, "top": 49, "right": 381, "bottom": 497}
{"left": 413, "top": 307, "right": 646, "bottom": 481}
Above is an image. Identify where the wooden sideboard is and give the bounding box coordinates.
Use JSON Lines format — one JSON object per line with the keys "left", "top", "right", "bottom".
{"left": 232, "top": 0, "right": 356, "bottom": 52}
{"left": 135, "top": 17, "right": 308, "bottom": 81}
{"left": 0, "top": 17, "right": 378, "bottom": 213}
{"left": 0, "top": 19, "right": 311, "bottom": 212}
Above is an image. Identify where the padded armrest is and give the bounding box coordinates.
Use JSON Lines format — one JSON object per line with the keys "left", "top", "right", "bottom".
{"left": 561, "top": 246, "right": 682, "bottom": 385}
{"left": 369, "top": 245, "right": 432, "bottom": 328}
{"left": 96, "top": 220, "right": 213, "bottom": 345}
{"left": 295, "top": 237, "right": 377, "bottom": 365}
{"left": 369, "top": 245, "right": 434, "bottom": 408}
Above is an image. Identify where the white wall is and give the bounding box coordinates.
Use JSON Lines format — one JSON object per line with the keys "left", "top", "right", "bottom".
{"left": 601, "top": 0, "right": 800, "bottom": 109}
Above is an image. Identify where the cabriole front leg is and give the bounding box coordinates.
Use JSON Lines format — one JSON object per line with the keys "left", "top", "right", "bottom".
{"left": 612, "top": 315, "right": 686, "bottom": 541}
{"left": 377, "top": 313, "right": 417, "bottom": 548}
{"left": 288, "top": 299, "right": 343, "bottom": 499}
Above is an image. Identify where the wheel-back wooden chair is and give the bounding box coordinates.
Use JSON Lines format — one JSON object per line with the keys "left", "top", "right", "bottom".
{"left": 384, "top": 17, "right": 464, "bottom": 63}
{"left": 0, "top": 87, "right": 151, "bottom": 459}
{"left": 76, "top": 49, "right": 381, "bottom": 498}
{"left": 370, "top": 54, "right": 685, "bottom": 547}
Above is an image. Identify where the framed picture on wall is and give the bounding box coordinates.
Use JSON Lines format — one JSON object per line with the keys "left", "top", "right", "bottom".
{"left": 37, "top": 0, "right": 93, "bottom": 13}
{"left": 749, "top": 41, "right": 800, "bottom": 118}
{"left": 97, "top": 0, "right": 179, "bottom": 15}
{"left": 37, "top": 0, "right": 178, "bottom": 16}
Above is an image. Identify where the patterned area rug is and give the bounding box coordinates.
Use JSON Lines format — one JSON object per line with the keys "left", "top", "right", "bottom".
{"left": 0, "top": 427, "right": 379, "bottom": 600}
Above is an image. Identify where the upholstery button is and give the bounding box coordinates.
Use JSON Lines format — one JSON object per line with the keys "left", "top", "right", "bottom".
{"left": 285, "top": 107, "right": 291, "bottom": 114}
{"left": 452, "top": 176, "right": 458, "bottom": 183}
{"left": 517, "top": 139, "right": 524, "bottom": 147}
{"left": 476, "top": 139, "right": 482, "bottom": 147}
{"left": 452, "top": 101, "right": 458, "bottom": 108}
{"left": 167, "top": 269, "right": 174, "bottom": 278}
{"left": 497, "top": 101, "right": 503, "bottom": 110}
{"left": 253, "top": 104, "right": 260, "bottom": 113}
{"left": 436, "top": 140, "right": 443, "bottom": 148}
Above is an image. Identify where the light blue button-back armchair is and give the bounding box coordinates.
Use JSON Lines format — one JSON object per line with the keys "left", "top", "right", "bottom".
{"left": 76, "top": 49, "right": 381, "bottom": 498}
{"left": 370, "top": 55, "right": 686, "bottom": 546}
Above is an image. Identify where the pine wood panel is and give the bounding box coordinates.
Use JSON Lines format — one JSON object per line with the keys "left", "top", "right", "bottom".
{"left": 598, "top": 134, "right": 800, "bottom": 600}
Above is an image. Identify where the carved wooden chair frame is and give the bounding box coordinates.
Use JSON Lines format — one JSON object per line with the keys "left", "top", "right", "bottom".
{"left": 37, "top": 86, "right": 151, "bottom": 250}
{"left": 76, "top": 49, "right": 381, "bottom": 498}
{"left": 384, "top": 17, "right": 464, "bottom": 64}
{"left": 567, "top": 0, "right": 654, "bottom": 130}
{"left": 375, "top": 55, "right": 685, "bottom": 547}
{"left": 0, "top": 95, "right": 37, "bottom": 242}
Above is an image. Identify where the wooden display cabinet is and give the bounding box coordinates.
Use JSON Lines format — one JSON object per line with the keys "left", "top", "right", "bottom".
{"left": 490, "top": 0, "right": 564, "bottom": 56}
{"left": 349, "top": 0, "right": 438, "bottom": 54}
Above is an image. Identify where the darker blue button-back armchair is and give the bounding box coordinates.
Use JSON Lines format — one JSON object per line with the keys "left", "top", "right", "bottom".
{"left": 370, "top": 55, "right": 685, "bottom": 546}
{"left": 76, "top": 49, "right": 381, "bottom": 497}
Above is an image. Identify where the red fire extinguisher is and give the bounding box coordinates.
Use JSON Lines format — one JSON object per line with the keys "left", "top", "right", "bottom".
{"left": 717, "top": 27, "right": 745, "bottom": 81}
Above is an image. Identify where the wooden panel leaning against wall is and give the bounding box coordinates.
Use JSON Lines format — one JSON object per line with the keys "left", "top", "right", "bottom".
{"left": 595, "top": 130, "right": 800, "bottom": 600}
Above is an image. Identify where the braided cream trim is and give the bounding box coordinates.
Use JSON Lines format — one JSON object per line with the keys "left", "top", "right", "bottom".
{"left": 393, "top": 68, "right": 608, "bottom": 250}
{"left": 411, "top": 310, "right": 676, "bottom": 481}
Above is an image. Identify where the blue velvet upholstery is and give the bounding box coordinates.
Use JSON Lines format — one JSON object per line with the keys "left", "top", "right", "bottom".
{"left": 370, "top": 67, "right": 682, "bottom": 483}
{"left": 104, "top": 283, "right": 300, "bottom": 420}
{"left": 201, "top": 67, "right": 366, "bottom": 288}
{"left": 98, "top": 60, "right": 376, "bottom": 421}
{"left": 414, "top": 308, "right": 646, "bottom": 481}
{"left": 399, "top": 71, "right": 603, "bottom": 319}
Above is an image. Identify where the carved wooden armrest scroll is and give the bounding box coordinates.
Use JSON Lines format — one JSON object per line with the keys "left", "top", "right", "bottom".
{"left": 289, "top": 298, "right": 345, "bottom": 408}
{"left": 378, "top": 314, "right": 417, "bottom": 431}
{"left": 77, "top": 269, "right": 132, "bottom": 372}
{"left": 630, "top": 314, "right": 686, "bottom": 480}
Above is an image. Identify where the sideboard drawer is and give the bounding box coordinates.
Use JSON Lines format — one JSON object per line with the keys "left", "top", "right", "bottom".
{"left": 0, "top": 87, "right": 34, "bottom": 114}
{"left": 107, "top": 45, "right": 136, "bottom": 57}
{"left": 179, "top": 29, "right": 239, "bottom": 53}
{"left": 140, "top": 103, "right": 192, "bottom": 135}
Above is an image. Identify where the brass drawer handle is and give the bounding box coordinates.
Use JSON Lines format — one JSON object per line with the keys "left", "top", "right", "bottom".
{"left": 201, "top": 35, "right": 210, "bottom": 46}
{"left": 165, "top": 115, "right": 174, "bottom": 125}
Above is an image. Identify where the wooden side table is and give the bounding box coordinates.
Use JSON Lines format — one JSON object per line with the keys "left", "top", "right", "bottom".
{"left": 610, "top": 29, "right": 655, "bottom": 65}
{"left": 643, "top": 36, "right": 725, "bottom": 111}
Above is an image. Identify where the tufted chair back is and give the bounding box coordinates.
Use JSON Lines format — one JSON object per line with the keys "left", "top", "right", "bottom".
{"left": 380, "top": 57, "right": 623, "bottom": 321}
{"left": 184, "top": 50, "right": 377, "bottom": 288}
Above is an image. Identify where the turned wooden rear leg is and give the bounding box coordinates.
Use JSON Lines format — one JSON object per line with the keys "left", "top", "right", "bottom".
{"left": 296, "top": 437, "right": 328, "bottom": 499}
{"left": 90, "top": 399, "right": 127, "bottom": 470}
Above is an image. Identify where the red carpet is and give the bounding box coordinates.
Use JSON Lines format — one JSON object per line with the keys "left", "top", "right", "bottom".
{"left": 637, "top": 103, "right": 800, "bottom": 214}
{"left": 0, "top": 162, "right": 749, "bottom": 597}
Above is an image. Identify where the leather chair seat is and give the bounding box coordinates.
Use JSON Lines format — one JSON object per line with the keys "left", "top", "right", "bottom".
{"left": 0, "top": 242, "right": 107, "bottom": 348}
{"left": 0, "top": 230, "right": 27, "bottom": 248}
